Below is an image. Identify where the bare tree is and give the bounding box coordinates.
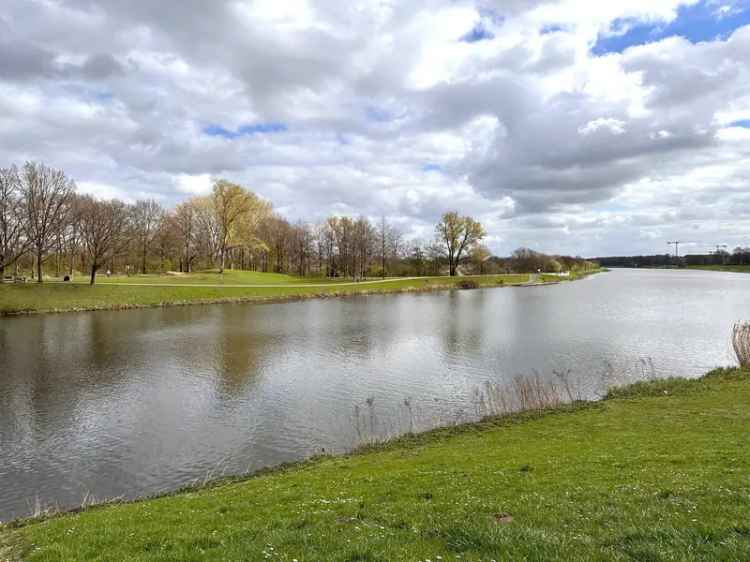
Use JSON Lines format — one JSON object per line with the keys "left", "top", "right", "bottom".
{"left": 172, "top": 200, "right": 197, "bottom": 272}
{"left": 379, "top": 215, "right": 389, "bottom": 278}
{"left": 0, "top": 166, "right": 29, "bottom": 277}
{"left": 79, "top": 196, "right": 130, "bottom": 285}
{"left": 193, "top": 196, "right": 221, "bottom": 267}
{"left": 63, "top": 194, "right": 84, "bottom": 278}
{"left": 20, "top": 162, "right": 75, "bottom": 282}
{"left": 132, "top": 199, "right": 164, "bottom": 274}
{"left": 470, "top": 244, "right": 492, "bottom": 274}
{"left": 435, "top": 211, "right": 485, "bottom": 276}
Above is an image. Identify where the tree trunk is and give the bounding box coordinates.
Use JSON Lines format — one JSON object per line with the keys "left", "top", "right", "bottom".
{"left": 142, "top": 242, "right": 147, "bottom": 274}
{"left": 37, "top": 250, "right": 43, "bottom": 283}
{"left": 90, "top": 262, "right": 97, "bottom": 285}
{"left": 219, "top": 247, "right": 226, "bottom": 274}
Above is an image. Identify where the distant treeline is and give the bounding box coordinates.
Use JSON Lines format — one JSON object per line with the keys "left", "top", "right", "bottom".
{"left": 596, "top": 247, "right": 750, "bottom": 268}
{"left": 1, "top": 161, "right": 597, "bottom": 284}
{"left": 487, "top": 248, "right": 599, "bottom": 275}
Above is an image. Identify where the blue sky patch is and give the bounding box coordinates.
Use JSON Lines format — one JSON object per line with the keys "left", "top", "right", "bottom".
{"left": 729, "top": 119, "right": 750, "bottom": 128}
{"left": 461, "top": 21, "right": 495, "bottom": 43}
{"left": 422, "top": 163, "right": 443, "bottom": 173}
{"left": 203, "top": 122, "right": 287, "bottom": 139}
{"left": 365, "top": 106, "right": 393, "bottom": 123}
{"left": 592, "top": 0, "right": 750, "bottom": 55}
{"left": 94, "top": 91, "right": 114, "bottom": 103}
{"left": 540, "top": 24, "right": 566, "bottom": 35}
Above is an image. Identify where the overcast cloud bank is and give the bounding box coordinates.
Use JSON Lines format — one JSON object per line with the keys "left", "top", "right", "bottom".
{"left": 1, "top": 0, "right": 749, "bottom": 256}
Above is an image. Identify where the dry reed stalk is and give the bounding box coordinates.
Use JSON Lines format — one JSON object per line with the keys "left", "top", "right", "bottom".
{"left": 733, "top": 322, "right": 750, "bottom": 368}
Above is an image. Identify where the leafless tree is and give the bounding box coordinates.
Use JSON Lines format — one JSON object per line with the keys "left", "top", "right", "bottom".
{"left": 63, "top": 194, "right": 85, "bottom": 278}
{"left": 132, "top": 199, "right": 164, "bottom": 274}
{"left": 171, "top": 201, "right": 197, "bottom": 272}
{"left": 425, "top": 241, "right": 445, "bottom": 275}
{"left": 79, "top": 196, "right": 130, "bottom": 285}
{"left": 0, "top": 166, "right": 29, "bottom": 277}
{"left": 20, "top": 162, "right": 75, "bottom": 282}
{"left": 379, "top": 216, "right": 389, "bottom": 278}
{"left": 193, "top": 196, "right": 221, "bottom": 267}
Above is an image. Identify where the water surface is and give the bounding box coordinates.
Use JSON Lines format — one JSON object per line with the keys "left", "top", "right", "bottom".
{"left": 0, "top": 268, "right": 746, "bottom": 520}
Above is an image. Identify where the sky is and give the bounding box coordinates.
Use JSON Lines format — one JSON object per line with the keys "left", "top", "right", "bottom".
{"left": 1, "top": 0, "right": 750, "bottom": 257}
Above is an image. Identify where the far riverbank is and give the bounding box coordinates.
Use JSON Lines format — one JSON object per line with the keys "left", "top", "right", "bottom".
{"left": 0, "top": 270, "right": 603, "bottom": 317}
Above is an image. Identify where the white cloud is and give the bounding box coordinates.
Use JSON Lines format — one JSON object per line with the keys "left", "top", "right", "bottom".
{"left": 1, "top": 0, "right": 749, "bottom": 256}
{"left": 578, "top": 117, "right": 627, "bottom": 136}
{"left": 175, "top": 174, "right": 213, "bottom": 195}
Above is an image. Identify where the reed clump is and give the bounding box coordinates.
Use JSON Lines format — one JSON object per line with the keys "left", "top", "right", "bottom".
{"left": 353, "top": 371, "right": 580, "bottom": 446}
{"left": 732, "top": 322, "right": 750, "bottom": 368}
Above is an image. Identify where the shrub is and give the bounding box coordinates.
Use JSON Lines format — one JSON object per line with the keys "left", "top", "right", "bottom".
{"left": 457, "top": 279, "right": 479, "bottom": 289}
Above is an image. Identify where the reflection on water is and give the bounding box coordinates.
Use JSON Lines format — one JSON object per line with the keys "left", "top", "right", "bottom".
{"left": 1, "top": 268, "right": 748, "bottom": 520}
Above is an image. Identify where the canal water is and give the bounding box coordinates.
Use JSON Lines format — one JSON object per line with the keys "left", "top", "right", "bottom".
{"left": 0, "top": 268, "right": 747, "bottom": 520}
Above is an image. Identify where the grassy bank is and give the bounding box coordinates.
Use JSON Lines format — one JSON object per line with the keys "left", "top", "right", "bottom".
{"left": 2, "top": 368, "right": 748, "bottom": 561}
{"left": 688, "top": 264, "right": 750, "bottom": 273}
{"left": 0, "top": 273, "right": 528, "bottom": 316}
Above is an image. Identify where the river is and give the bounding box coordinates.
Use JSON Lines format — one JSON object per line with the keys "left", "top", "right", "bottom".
{"left": 0, "top": 268, "right": 747, "bottom": 520}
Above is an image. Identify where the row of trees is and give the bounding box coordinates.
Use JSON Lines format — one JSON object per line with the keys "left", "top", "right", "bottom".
{"left": 684, "top": 247, "right": 750, "bottom": 267}
{"left": 597, "top": 248, "right": 750, "bottom": 268}
{"left": 491, "top": 248, "right": 598, "bottom": 275}
{"left": 1, "top": 162, "right": 494, "bottom": 284}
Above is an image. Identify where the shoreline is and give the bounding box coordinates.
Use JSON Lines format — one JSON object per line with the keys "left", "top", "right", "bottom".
{"left": 1, "top": 360, "right": 727, "bottom": 530}
{"left": 2, "top": 366, "right": 746, "bottom": 562}
{"left": 0, "top": 271, "right": 601, "bottom": 318}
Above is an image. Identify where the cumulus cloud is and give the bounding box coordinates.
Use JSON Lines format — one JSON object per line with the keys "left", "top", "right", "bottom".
{"left": 1, "top": 0, "right": 749, "bottom": 256}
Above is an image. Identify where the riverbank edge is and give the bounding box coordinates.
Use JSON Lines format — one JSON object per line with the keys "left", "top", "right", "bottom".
{"left": 0, "top": 270, "right": 604, "bottom": 317}
{"left": 0, "top": 363, "right": 739, "bottom": 533}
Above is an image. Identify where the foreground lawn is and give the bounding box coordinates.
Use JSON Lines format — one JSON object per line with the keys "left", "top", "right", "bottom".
{"left": 2, "top": 369, "right": 748, "bottom": 561}
{"left": 0, "top": 274, "right": 528, "bottom": 315}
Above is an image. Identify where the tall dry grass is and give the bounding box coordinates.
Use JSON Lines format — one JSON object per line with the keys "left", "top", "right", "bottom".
{"left": 733, "top": 322, "right": 750, "bottom": 368}
{"left": 352, "top": 371, "right": 582, "bottom": 446}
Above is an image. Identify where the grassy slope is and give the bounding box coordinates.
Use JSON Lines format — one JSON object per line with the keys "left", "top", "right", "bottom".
{"left": 86, "top": 270, "right": 339, "bottom": 285}
{"left": 0, "top": 274, "right": 528, "bottom": 315}
{"left": 2, "top": 369, "right": 749, "bottom": 562}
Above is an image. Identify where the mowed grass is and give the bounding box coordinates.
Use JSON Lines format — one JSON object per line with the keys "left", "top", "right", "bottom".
{"left": 2, "top": 369, "right": 749, "bottom": 562}
{"left": 0, "top": 274, "right": 529, "bottom": 315}
{"left": 87, "top": 269, "right": 337, "bottom": 285}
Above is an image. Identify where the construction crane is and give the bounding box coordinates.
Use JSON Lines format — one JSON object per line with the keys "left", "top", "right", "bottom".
{"left": 667, "top": 241, "right": 682, "bottom": 258}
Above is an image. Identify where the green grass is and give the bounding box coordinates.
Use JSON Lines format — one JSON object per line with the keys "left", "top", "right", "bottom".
{"left": 688, "top": 265, "right": 750, "bottom": 273}
{"left": 83, "top": 269, "right": 340, "bottom": 285}
{"left": 2, "top": 368, "right": 748, "bottom": 561}
{"left": 0, "top": 274, "right": 529, "bottom": 315}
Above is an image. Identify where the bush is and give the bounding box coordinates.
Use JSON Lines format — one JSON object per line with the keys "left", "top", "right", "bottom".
{"left": 457, "top": 279, "right": 479, "bottom": 290}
